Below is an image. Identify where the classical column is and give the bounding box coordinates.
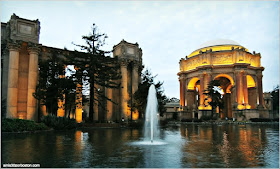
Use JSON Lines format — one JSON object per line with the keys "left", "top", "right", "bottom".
{"left": 257, "top": 73, "right": 264, "bottom": 107}
{"left": 1, "top": 48, "right": 9, "bottom": 114}
{"left": 235, "top": 71, "right": 243, "bottom": 109}
{"left": 26, "top": 46, "right": 40, "bottom": 121}
{"left": 6, "top": 42, "right": 21, "bottom": 118}
{"left": 179, "top": 75, "right": 186, "bottom": 107}
{"left": 179, "top": 77, "right": 183, "bottom": 107}
{"left": 131, "top": 62, "right": 139, "bottom": 120}
{"left": 120, "top": 59, "right": 129, "bottom": 120}
{"left": 57, "top": 69, "right": 66, "bottom": 117}
{"left": 132, "top": 62, "right": 139, "bottom": 94}
{"left": 182, "top": 78, "right": 186, "bottom": 107}
{"left": 75, "top": 83, "right": 83, "bottom": 123}
{"left": 93, "top": 83, "right": 99, "bottom": 121}
{"left": 186, "top": 90, "right": 195, "bottom": 108}
{"left": 198, "top": 74, "right": 205, "bottom": 110}
{"left": 242, "top": 72, "right": 250, "bottom": 109}
{"left": 106, "top": 87, "right": 113, "bottom": 121}
{"left": 204, "top": 73, "right": 212, "bottom": 109}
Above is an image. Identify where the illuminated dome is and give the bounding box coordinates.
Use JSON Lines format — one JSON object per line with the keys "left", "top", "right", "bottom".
{"left": 188, "top": 39, "right": 248, "bottom": 58}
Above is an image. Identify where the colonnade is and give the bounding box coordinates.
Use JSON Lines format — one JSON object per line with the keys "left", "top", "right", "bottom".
{"left": 56, "top": 66, "right": 83, "bottom": 123}
{"left": 179, "top": 70, "right": 265, "bottom": 115}
{"left": 119, "top": 59, "right": 139, "bottom": 120}
{"left": 6, "top": 42, "right": 40, "bottom": 121}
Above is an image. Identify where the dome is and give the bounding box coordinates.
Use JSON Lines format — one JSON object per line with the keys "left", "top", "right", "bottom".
{"left": 187, "top": 39, "right": 248, "bottom": 58}
{"left": 198, "top": 39, "right": 240, "bottom": 49}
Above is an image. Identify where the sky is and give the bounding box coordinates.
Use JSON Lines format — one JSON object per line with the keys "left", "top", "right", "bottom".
{"left": 1, "top": 1, "right": 279, "bottom": 99}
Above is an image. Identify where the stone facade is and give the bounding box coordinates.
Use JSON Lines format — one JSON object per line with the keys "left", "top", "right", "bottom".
{"left": 1, "top": 14, "right": 41, "bottom": 121}
{"left": 1, "top": 14, "right": 142, "bottom": 122}
{"left": 178, "top": 39, "right": 270, "bottom": 121}
{"left": 111, "top": 40, "right": 142, "bottom": 122}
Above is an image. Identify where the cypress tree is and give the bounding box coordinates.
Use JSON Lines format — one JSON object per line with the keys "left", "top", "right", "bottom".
{"left": 69, "top": 24, "right": 121, "bottom": 122}
{"left": 131, "top": 69, "right": 168, "bottom": 119}
{"left": 34, "top": 49, "right": 76, "bottom": 116}
{"left": 203, "top": 80, "right": 224, "bottom": 119}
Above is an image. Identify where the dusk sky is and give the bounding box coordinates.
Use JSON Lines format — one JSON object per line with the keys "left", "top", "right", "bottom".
{"left": 1, "top": 1, "right": 279, "bottom": 99}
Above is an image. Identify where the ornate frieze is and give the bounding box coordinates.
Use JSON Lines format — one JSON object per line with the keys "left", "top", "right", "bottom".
{"left": 7, "top": 13, "right": 40, "bottom": 44}
{"left": 27, "top": 43, "right": 41, "bottom": 54}
{"left": 212, "top": 54, "right": 233, "bottom": 64}
{"left": 120, "top": 58, "right": 130, "bottom": 66}
{"left": 185, "top": 57, "right": 200, "bottom": 71}
{"left": 180, "top": 50, "right": 261, "bottom": 72}
{"left": 7, "top": 40, "right": 22, "bottom": 51}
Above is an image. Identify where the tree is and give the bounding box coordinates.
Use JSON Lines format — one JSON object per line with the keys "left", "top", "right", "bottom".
{"left": 167, "top": 97, "right": 180, "bottom": 103}
{"left": 34, "top": 49, "right": 76, "bottom": 116}
{"left": 271, "top": 85, "right": 279, "bottom": 113}
{"left": 204, "top": 80, "right": 224, "bottom": 119}
{"left": 131, "top": 69, "right": 168, "bottom": 119}
{"left": 69, "top": 24, "right": 121, "bottom": 122}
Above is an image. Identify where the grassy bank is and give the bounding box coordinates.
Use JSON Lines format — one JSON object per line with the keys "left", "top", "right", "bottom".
{"left": 41, "top": 115, "right": 77, "bottom": 130}
{"left": 2, "top": 118, "right": 49, "bottom": 132}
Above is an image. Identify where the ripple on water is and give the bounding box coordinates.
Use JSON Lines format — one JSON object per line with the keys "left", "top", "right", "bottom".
{"left": 129, "top": 140, "right": 168, "bottom": 146}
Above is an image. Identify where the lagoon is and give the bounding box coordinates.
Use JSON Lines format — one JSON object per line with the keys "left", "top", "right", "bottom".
{"left": 1, "top": 123, "right": 279, "bottom": 168}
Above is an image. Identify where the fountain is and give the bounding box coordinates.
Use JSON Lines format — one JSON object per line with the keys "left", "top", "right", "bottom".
{"left": 130, "top": 84, "right": 166, "bottom": 146}
{"left": 144, "top": 84, "right": 159, "bottom": 143}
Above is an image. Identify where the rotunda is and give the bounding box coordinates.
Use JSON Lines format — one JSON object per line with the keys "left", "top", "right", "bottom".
{"left": 177, "top": 39, "right": 268, "bottom": 120}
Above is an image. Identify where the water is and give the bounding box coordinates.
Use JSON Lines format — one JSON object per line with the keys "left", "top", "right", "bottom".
{"left": 1, "top": 123, "right": 279, "bottom": 168}
{"left": 143, "top": 84, "right": 159, "bottom": 144}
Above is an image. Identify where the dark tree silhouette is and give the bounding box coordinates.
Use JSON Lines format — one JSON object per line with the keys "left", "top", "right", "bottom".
{"left": 204, "top": 80, "right": 224, "bottom": 119}
{"left": 34, "top": 50, "right": 76, "bottom": 116}
{"left": 271, "top": 85, "right": 279, "bottom": 114}
{"left": 130, "top": 69, "right": 168, "bottom": 119}
{"left": 69, "top": 24, "right": 121, "bottom": 122}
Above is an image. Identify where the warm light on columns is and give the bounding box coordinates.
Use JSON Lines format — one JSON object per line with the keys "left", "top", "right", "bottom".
{"left": 57, "top": 69, "right": 66, "bottom": 117}
{"left": 132, "top": 110, "right": 139, "bottom": 120}
{"left": 57, "top": 94, "right": 65, "bottom": 117}
{"left": 75, "top": 109, "right": 83, "bottom": 123}
{"left": 187, "top": 77, "right": 199, "bottom": 90}
{"left": 75, "top": 83, "right": 83, "bottom": 123}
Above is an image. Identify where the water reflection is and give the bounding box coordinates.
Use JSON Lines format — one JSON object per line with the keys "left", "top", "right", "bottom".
{"left": 179, "top": 124, "right": 279, "bottom": 168}
{"left": 2, "top": 124, "right": 279, "bottom": 168}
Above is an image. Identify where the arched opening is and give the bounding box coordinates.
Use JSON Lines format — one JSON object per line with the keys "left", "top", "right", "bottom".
{"left": 187, "top": 77, "right": 200, "bottom": 90}
{"left": 214, "top": 75, "right": 233, "bottom": 119}
{"left": 185, "top": 77, "right": 200, "bottom": 119}
{"left": 194, "top": 80, "right": 200, "bottom": 119}
{"left": 247, "top": 75, "right": 255, "bottom": 88}
{"left": 247, "top": 75, "right": 257, "bottom": 109}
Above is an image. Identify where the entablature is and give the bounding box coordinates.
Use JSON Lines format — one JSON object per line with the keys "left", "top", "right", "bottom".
{"left": 179, "top": 50, "right": 261, "bottom": 73}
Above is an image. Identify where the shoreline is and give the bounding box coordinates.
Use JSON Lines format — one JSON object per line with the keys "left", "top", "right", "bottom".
{"left": 169, "top": 121, "right": 279, "bottom": 125}
{"left": 2, "top": 121, "right": 279, "bottom": 134}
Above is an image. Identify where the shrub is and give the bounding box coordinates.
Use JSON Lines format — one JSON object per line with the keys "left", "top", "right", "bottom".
{"left": 249, "top": 118, "right": 272, "bottom": 122}
{"left": 159, "top": 119, "right": 169, "bottom": 126}
{"left": 272, "top": 118, "right": 279, "bottom": 122}
{"left": 200, "top": 115, "right": 212, "bottom": 121}
{"left": 127, "top": 121, "right": 144, "bottom": 128}
{"left": 193, "top": 119, "right": 202, "bottom": 122}
{"left": 2, "top": 118, "right": 48, "bottom": 132}
{"left": 181, "top": 119, "right": 192, "bottom": 122}
{"left": 181, "top": 118, "right": 202, "bottom": 122}
{"left": 42, "top": 114, "right": 77, "bottom": 130}
{"left": 172, "top": 112, "right": 178, "bottom": 120}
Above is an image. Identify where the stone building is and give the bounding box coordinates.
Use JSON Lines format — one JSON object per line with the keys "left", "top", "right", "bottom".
{"left": 161, "top": 101, "right": 180, "bottom": 120}
{"left": 177, "top": 39, "right": 270, "bottom": 121}
{"left": 1, "top": 14, "right": 142, "bottom": 122}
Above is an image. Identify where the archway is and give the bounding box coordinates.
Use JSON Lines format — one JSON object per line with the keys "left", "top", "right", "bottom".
{"left": 185, "top": 77, "right": 200, "bottom": 118}
{"left": 214, "top": 75, "right": 233, "bottom": 119}
{"left": 187, "top": 77, "right": 200, "bottom": 90}
{"left": 247, "top": 75, "right": 257, "bottom": 109}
